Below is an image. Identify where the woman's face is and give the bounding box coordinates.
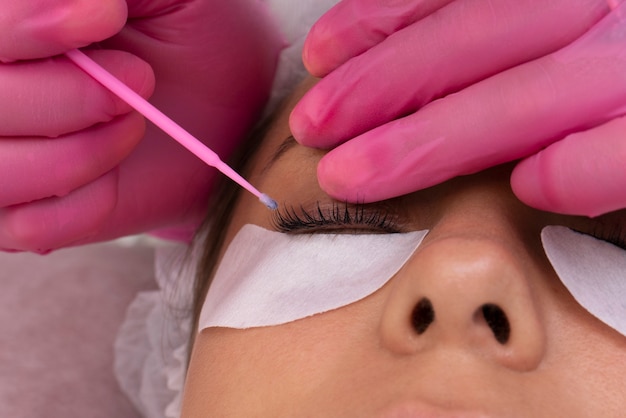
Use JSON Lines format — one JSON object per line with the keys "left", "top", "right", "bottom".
{"left": 182, "top": 79, "right": 626, "bottom": 417}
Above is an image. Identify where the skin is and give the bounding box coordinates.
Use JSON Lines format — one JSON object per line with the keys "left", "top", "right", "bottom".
{"left": 181, "top": 78, "right": 626, "bottom": 417}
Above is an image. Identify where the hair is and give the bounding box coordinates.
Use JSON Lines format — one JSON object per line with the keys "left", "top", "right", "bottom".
{"left": 187, "top": 101, "right": 286, "bottom": 346}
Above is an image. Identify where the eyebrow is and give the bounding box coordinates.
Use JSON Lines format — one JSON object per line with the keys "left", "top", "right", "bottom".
{"left": 261, "top": 134, "right": 298, "bottom": 175}
{"left": 259, "top": 134, "right": 415, "bottom": 233}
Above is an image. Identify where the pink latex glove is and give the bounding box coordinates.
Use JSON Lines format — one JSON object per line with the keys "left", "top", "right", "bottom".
{"left": 291, "top": 0, "right": 626, "bottom": 217}
{"left": 0, "top": 0, "right": 283, "bottom": 252}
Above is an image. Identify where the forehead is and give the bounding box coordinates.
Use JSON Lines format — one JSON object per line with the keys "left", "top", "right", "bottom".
{"left": 254, "top": 76, "right": 320, "bottom": 169}
{"left": 219, "top": 77, "right": 326, "bottom": 241}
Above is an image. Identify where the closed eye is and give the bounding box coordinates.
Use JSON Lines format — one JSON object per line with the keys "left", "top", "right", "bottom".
{"left": 271, "top": 201, "right": 404, "bottom": 234}
{"left": 585, "top": 224, "right": 626, "bottom": 250}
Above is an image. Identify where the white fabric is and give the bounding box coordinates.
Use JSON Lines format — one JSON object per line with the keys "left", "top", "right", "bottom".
{"left": 263, "top": 0, "right": 340, "bottom": 117}
{"left": 114, "top": 243, "right": 195, "bottom": 418}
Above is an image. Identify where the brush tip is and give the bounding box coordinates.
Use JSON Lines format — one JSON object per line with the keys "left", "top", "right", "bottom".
{"left": 259, "top": 193, "right": 278, "bottom": 210}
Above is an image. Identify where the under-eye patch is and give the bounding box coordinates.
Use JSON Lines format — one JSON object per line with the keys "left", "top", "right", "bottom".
{"left": 542, "top": 226, "right": 626, "bottom": 337}
{"left": 198, "top": 224, "right": 427, "bottom": 331}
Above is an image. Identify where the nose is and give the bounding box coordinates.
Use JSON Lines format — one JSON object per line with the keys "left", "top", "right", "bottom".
{"left": 379, "top": 235, "right": 547, "bottom": 371}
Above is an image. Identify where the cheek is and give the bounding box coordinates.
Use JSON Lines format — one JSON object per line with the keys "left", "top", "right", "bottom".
{"left": 183, "top": 294, "right": 385, "bottom": 415}
{"left": 183, "top": 328, "right": 296, "bottom": 415}
{"left": 530, "top": 271, "right": 626, "bottom": 410}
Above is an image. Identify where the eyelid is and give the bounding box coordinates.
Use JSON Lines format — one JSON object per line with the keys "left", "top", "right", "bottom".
{"left": 271, "top": 201, "right": 404, "bottom": 234}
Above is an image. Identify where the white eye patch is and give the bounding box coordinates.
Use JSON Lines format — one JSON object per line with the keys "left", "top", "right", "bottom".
{"left": 542, "top": 226, "right": 626, "bottom": 337}
{"left": 198, "top": 224, "right": 427, "bottom": 331}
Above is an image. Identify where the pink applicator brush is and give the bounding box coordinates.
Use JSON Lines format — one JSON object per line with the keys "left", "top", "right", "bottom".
{"left": 65, "top": 48, "right": 278, "bottom": 210}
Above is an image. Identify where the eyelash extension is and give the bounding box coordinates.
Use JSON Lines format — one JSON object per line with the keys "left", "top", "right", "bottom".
{"left": 271, "top": 202, "right": 402, "bottom": 234}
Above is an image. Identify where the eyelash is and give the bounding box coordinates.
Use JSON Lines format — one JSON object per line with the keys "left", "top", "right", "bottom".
{"left": 272, "top": 203, "right": 626, "bottom": 247}
{"left": 586, "top": 223, "right": 626, "bottom": 250}
{"left": 271, "top": 202, "right": 401, "bottom": 234}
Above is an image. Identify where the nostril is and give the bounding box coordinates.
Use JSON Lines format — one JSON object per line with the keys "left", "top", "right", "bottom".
{"left": 481, "top": 304, "right": 510, "bottom": 344}
{"left": 411, "top": 298, "right": 435, "bottom": 334}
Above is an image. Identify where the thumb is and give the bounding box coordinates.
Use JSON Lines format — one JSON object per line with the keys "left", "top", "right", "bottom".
{"left": 511, "top": 116, "right": 626, "bottom": 217}
{"left": 0, "top": 0, "right": 127, "bottom": 62}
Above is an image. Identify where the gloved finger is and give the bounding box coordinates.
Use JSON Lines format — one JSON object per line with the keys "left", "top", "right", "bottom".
{"left": 125, "top": 0, "right": 203, "bottom": 17}
{"left": 103, "top": 0, "right": 282, "bottom": 163}
{"left": 315, "top": 8, "right": 626, "bottom": 203}
{"left": 0, "top": 112, "right": 145, "bottom": 207}
{"left": 0, "top": 49, "right": 154, "bottom": 137}
{"left": 511, "top": 116, "right": 626, "bottom": 218}
{"left": 291, "top": 0, "right": 610, "bottom": 148}
{"left": 113, "top": 0, "right": 281, "bottom": 96}
{"left": 0, "top": 122, "right": 215, "bottom": 253}
{"left": 0, "top": 169, "right": 119, "bottom": 253}
{"left": 0, "top": 0, "right": 127, "bottom": 62}
{"left": 302, "top": 0, "right": 454, "bottom": 77}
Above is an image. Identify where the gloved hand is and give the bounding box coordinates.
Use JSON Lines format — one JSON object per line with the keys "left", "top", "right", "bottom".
{"left": 291, "top": 0, "right": 625, "bottom": 217}
{"left": 0, "top": 0, "right": 283, "bottom": 252}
